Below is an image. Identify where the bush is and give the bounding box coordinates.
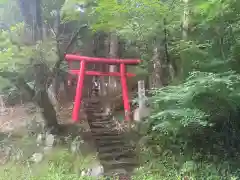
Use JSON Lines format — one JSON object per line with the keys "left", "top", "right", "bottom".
{"left": 149, "top": 71, "right": 240, "bottom": 133}
{"left": 140, "top": 71, "right": 240, "bottom": 179}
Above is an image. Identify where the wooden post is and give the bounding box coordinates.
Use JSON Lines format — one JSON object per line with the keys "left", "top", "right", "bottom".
{"left": 133, "top": 80, "right": 150, "bottom": 122}
{"left": 138, "top": 80, "right": 145, "bottom": 110}
{"left": 0, "top": 95, "right": 7, "bottom": 116}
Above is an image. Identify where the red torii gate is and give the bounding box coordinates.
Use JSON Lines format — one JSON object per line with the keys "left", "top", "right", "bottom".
{"left": 65, "top": 54, "right": 141, "bottom": 122}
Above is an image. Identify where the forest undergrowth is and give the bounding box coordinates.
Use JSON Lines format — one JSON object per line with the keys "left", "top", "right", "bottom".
{"left": 1, "top": 72, "right": 240, "bottom": 180}
{"left": 137, "top": 71, "right": 240, "bottom": 179}
{"left": 2, "top": 71, "right": 240, "bottom": 180}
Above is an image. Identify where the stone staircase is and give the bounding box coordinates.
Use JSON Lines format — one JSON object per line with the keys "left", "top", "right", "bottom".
{"left": 83, "top": 98, "right": 138, "bottom": 179}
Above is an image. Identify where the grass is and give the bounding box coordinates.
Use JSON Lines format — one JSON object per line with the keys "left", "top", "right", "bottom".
{"left": 0, "top": 147, "right": 99, "bottom": 180}
{"left": 0, "top": 148, "right": 150, "bottom": 180}
{"left": 1, "top": 146, "right": 239, "bottom": 180}
{"left": 1, "top": 129, "right": 240, "bottom": 180}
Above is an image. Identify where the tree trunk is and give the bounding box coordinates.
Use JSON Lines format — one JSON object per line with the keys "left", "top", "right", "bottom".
{"left": 34, "top": 90, "right": 59, "bottom": 131}
{"left": 182, "top": 0, "right": 189, "bottom": 40}
{"left": 163, "top": 18, "right": 175, "bottom": 81}
{"left": 150, "top": 46, "right": 163, "bottom": 88}
{"left": 93, "top": 32, "right": 108, "bottom": 97}
{"left": 108, "top": 32, "right": 119, "bottom": 93}
{"left": 18, "top": 0, "right": 43, "bottom": 42}
{"left": 179, "top": 0, "right": 189, "bottom": 78}
{"left": 35, "top": 0, "right": 43, "bottom": 41}
{"left": 33, "top": 63, "right": 60, "bottom": 132}
{"left": 107, "top": 32, "right": 120, "bottom": 112}
{"left": 149, "top": 38, "right": 172, "bottom": 89}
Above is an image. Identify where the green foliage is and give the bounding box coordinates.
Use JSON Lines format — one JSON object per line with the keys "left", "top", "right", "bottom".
{"left": 145, "top": 71, "right": 240, "bottom": 179}
{"left": 1, "top": 0, "right": 240, "bottom": 179}
{"left": 42, "top": 0, "right": 65, "bottom": 18}
{"left": 61, "top": 0, "right": 82, "bottom": 20}
{"left": 0, "top": 24, "right": 34, "bottom": 71}
{"left": 92, "top": 0, "right": 171, "bottom": 38}
{"left": 61, "top": 0, "right": 93, "bottom": 23}
{"left": 0, "top": 0, "right": 7, "bottom": 4}
{"left": 35, "top": 0, "right": 240, "bottom": 178}
{"left": 0, "top": 23, "right": 60, "bottom": 92}
{"left": 136, "top": 152, "right": 240, "bottom": 179}
{"left": 150, "top": 71, "right": 240, "bottom": 133}
{"left": 0, "top": 148, "right": 97, "bottom": 180}
{"left": 0, "top": 77, "right": 11, "bottom": 91}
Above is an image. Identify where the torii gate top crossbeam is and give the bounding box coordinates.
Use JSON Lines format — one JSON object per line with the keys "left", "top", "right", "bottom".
{"left": 65, "top": 54, "right": 140, "bottom": 65}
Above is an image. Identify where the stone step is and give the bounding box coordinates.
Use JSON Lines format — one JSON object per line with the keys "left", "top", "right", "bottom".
{"left": 90, "top": 124, "right": 116, "bottom": 129}
{"left": 102, "top": 163, "right": 137, "bottom": 173}
{"left": 90, "top": 127, "right": 119, "bottom": 132}
{"left": 95, "top": 140, "right": 125, "bottom": 146}
{"left": 96, "top": 139, "right": 124, "bottom": 143}
{"left": 101, "top": 159, "right": 138, "bottom": 167}
{"left": 89, "top": 120, "right": 113, "bottom": 125}
{"left": 91, "top": 131, "right": 121, "bottom": 136}
{"left": 97, "top": 146, "right": 132, "bottom": 154}
{"left": 98, "top": 151, "right": 136, "bottom": 161}
{"left": 93, "top": 136, "right": 125, "bottom": 141}
{"left": 102, "top": 169, "right": 130, "bottom": 176}
{"left": 82, "top": 98, "right": 138, "bottom": 177}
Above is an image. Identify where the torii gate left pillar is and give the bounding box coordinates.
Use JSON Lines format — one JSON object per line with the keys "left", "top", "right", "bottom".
{"left": 65, "top": 54, "right": 141, "bottom": 122}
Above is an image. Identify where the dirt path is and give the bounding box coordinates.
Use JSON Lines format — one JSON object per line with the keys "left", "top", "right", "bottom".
{"left": 0, "top": 105, "right": 36, "bottom": 133}
{"left": 0, "top": 102, "right": 79, "bottom": 134}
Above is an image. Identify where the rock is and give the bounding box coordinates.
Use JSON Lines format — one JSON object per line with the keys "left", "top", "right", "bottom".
{"left": 43, "top": 146, "right": 52, "bottom": 154}
{"left": 45, "top": 134, "right": 56, "bottom": 147}
{"left": 14, "top": 149, "right": 23, "bottom": 161}
{"left": 64, "top": 136, "right": 71, "bottom": 142}
{"left": 81, "top": 168, "right": 92, "bottom": 176}
{"left": 80, "top": 163, "right": 103, "bottom": 177}
{"left": 27, "top": 113, "right": 44, "bottom": 134}
{"left": 0, "top": 146, "right": 11, "bottom": 165}
{"left": 36, "top": 133, "right": 44, "bottom": 145}
{"left": 30, "top": 153, "right": 43, "bottom": 163}
{"left": 111, "top": 169, "right": 127, "bottom": 175}
{"left": 81, "top": 169, "right": 88, "bottom": 176}
{"left": 89, "top": 165, "right": 104, "bottom": 177}
{"left": 70, "top": 136, "right": 84, "bottom": 153}
{"left": 133, "top": 107, "right": 150, "bottom": 122}
{"left": 70, "top": 142, "right": 79, "bottom": 153}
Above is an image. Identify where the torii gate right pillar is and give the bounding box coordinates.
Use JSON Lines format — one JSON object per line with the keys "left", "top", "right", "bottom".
{"left": 120, "top": 63, "right": 131, "bottom": 120}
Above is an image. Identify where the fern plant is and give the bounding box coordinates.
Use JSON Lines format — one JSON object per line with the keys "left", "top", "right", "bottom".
{"left": 149, "top": 71, "right": 240, "bottom": 134}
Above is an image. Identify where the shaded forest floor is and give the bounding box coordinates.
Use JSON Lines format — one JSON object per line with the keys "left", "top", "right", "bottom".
{"left": 0, "top": 104, "right": 100, "bottom": 178}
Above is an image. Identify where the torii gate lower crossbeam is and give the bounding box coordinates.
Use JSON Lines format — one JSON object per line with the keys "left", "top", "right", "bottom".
{"left": 65, "top": 54, "right": 141, "bottom": 122}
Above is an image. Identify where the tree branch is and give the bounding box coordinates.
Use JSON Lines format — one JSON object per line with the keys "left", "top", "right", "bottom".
{"left": 46, "top": 24, "right": 88, "bottom": 88}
